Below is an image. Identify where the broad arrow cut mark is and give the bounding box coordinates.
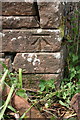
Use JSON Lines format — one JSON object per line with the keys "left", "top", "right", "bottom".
{"left": 31, "top": 37, "right": 51, "bottom": 51}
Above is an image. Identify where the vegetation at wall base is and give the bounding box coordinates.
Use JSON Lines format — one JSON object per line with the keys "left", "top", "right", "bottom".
{"left": 0, "top": 9, "right": 80, "bottom": 120}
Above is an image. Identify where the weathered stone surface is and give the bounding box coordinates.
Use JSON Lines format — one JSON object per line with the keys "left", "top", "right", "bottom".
{"left": 0, "top": 58, "right": 5, "bottom": 72}
{"left": 2, "top": 2, "right": 36, "bottom": 15}
{"left": 0, "top": 57, "right": 12, "bottom": 72}
{"left": 38, "top": 2, "right": 64, "bottom": 28}
{"left": 23, "top": 74, "right": 61, "bottom": 89}
{"left": 0, "top": 31, "right": 2, "bottom": 52}
{"left": 70, "top": 93, "right": 80, "bottom": 120}
{"left": 13, "top": 53, "right": 63, "bottom": 73}
{"left": 2, "top": 16, "right": 39, "bottom": 28}
{"left": 2, "top": 29, "right": 62, "bottom": 52}
{"left": 5, "top": 56, "right": 12, "bottom": 72}
{"left": 0, "top": 2, "right": 2, "bottom": 30}
{"left": 0, "top": 53, "right": 4, "bottom": 58}
{"left": 0, "top": 2, "right": 2, "bottom": 16}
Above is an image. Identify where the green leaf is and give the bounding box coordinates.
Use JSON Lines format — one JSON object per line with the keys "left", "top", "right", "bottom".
{"left": 50, "top": 116, "right": 57, "bottom": 120}
{"left": 63, "top": 92, "right": 67, "bottom": 99}
{"left": 7, "top": 105, "right": 17, "bottom": 113}
{"left": 39, "top": 80, "right": 46, "bottom": 91}
{"left": 72, "top": 55, "right": 78, "bottom": 62}
{"left": 40, "top": 85, "right": 45, "bottom": 91}
{"left": 59, "top": 100, "right": 69, "bottom": 108}
{"left": 63, "top": 118, "right": 77, "bottom": 120}
{"left": 0, "top": 61, "right": 8, "bottom": 70}
{"left": 16, "top": 89, "right": 27, "bottom": 98}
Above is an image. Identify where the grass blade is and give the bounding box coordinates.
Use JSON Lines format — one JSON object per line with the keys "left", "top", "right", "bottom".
{"left": 0, "top": 70, "right": 8, "bottom": 86}
{"left": 0, "top": 84, "right": 15, "bottom": 120}
{"left": 19, "top": 68, "right": 22, "bottom": 88}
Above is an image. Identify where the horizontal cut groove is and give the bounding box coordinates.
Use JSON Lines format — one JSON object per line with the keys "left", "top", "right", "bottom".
{"left": 32, "top": 36, "right": 51, "bottom": 38}
{"left": 32, "top": 34, "right": 50, "bottom": 36}
{"left": 3, "top": 51, "right": 61, "bottom": 53}
{"left": 8, "top": 53, "right": 61, "bottom": 55}
{"left": 2, "top": 28, "right": 59, "bottom": 30}
{"left": 40, "top": 28, "right": 59, "bottom": 30}
{"left": 22, "top": 73, "right": 60, "bottom": 75}
{"left": 3, "top": 29, "right": 60, "bottom": 31}
{"left": 1, "top": 15, "right": 38, "bottom": 17}
{"left": 3, "top": 27, "right": 40, "bottom": 29}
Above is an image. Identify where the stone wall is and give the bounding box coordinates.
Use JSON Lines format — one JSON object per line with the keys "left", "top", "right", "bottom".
{"left": 0, "top": 1, "right": 67, "bottom": 89}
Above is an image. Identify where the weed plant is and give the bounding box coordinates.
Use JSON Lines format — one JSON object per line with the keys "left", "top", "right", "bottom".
{"left": 0, "top": 9, "right": 80, "bottom": 120}
{"left": 39, "top": 10, "right": 80, "bottom": 108}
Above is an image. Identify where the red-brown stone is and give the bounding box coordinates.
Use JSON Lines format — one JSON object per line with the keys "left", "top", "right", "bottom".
{"left": 2, "top": 16, "right": 39, "bottom": 28}
{"left": 2, "top": 2, "right": 36, "bottom": 15}
{"left": 70, "top": 93, "right": 80, "bottom": 120}
{"left": 2, "top": 29, "right": 62, "bottom": 52}
{"left": 13, "top": 53, "right": 63, "bottom": 74}
{"left": 38, "top": 2, "right": 64, "bottom": 28}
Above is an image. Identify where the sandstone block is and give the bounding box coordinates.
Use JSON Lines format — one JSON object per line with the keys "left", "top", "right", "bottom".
{"left": 0, "top": 56, "right": 12, "bottom": 72}
{"left": 0, "top": 53, "right": 4, "bottom": 58}
{"left": 2, "top": 29, "right": 62, "bottom": 52}
{"left": 38, "top": 2, "right": 64, "bottom": 28}
{"left": 22, "top": 74, "right": 61, "bottom": 89}
{"left": 0, "top": 16, "right": 2, "bottom": 27}
{"left": 0, "top": 58, "right": 5, "bottom": 72}
{"left": 0, "top": 31, "right": 2, "bottom": 52}
{"left": 2, "top": 16, "right": 39, "bottom": 28}
{"left": 5, "top": 56, "right": 13, "bottom": 72}
{"left": 2, "top": 2, "right": 36, "bottom": 15}
{"left": 0, "top": 2, "right": 2, "bottom": 16}
{"left": 13, "top": 53, "right": 63, "bottom": 73}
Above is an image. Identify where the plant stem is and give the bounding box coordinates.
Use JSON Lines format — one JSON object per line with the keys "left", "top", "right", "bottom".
{"left": 19, "top": 68, "right": 22, "bottom": 88}
{"left": 0, "top": 70, "right": 8, "bottom": 110}
{"left": 40, "top": 88, "right": 71, "bottom": 102}
{"left": 0, "top": 84, "right": 15, "bottom": 120}
{"left": 20, "top": 103, "right": 35, "bottom": 119}
{"left": 0, "top": 69, "right": 8, "bottom": 86}
{"left": 43, "top": 109, "right": 57, "bottom": 117}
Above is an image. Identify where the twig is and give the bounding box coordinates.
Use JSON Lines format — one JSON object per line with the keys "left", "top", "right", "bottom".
{"left": 42, "top": 109, "right": 57, "bottom": 118}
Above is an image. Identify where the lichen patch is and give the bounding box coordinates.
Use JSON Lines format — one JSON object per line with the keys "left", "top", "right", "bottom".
{"left": 53, "top": 53, "right": 61, "bottom": 59}
{"left": 32, "top": 57, "right": 40, "bottom": 66}
{"left": 27, "top": 53, "right": 40, "bottom": 66}
{"left": 11, "top": 38, "right": 16, "bottom": 41}
{"left": 22, "top": 53, "right": 26, "bottom": 59}
{"left": 37, "top": 29, "right": 42, "bottom": 33}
